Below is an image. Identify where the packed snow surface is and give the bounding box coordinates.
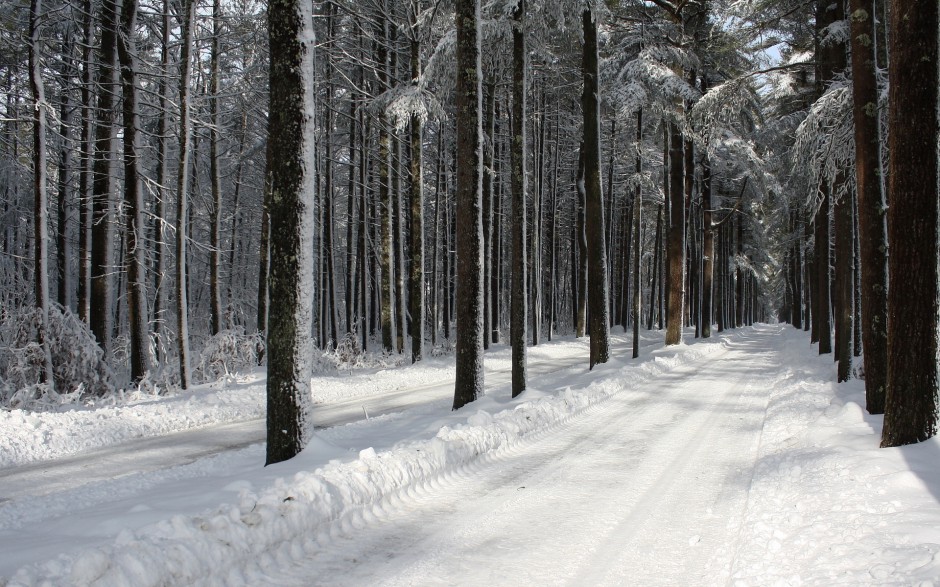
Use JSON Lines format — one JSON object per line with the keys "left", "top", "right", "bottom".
{"left": 1, "top": 326, "right": 939, "bottom": 585}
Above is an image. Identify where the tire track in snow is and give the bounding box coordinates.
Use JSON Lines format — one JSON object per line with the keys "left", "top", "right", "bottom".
{"left": 245, "top": 330, "right": 778, "bottom": 586}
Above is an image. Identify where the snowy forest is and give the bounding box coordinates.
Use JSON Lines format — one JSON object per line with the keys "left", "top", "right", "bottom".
{"left": 1, "top": 0, "right": 939, "bottom": 582}
{"left": 3, "top": 0, "right": 935, "bottom": 446}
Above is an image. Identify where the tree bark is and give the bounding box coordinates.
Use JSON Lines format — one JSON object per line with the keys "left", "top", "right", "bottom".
{"left": 701, "top": 154, "right": 713, "bottom": 338}
{"left": 813, "top": 0, "right": 839, "bottom": 355}
{"left": 394, "top": 127, "right": 406, "bottom": 355}
{"left": 481, "top": 82, "right": 494, "bottom": 351}
{"left": 359, "top": 87, "right": 369, "bottom": 350}
{"left": 56, "top": 38, "right": 73, "bottom": 311}
{"left": 834, "top": 171, "right": 853, "bottom": 381}
{"left": 631, "top": 108, "right": 643, "bottom": 358}
{"left": 377, "top": 19, "right": 395, "bottom": 353}
{"left": 29, "top": 0, "right": 55, "bottom": 391}
{"left": 881, "top": 0, "right": 938, "bottom": 447}
{"left": 531, "top": 88, "right": 544, "bottom": 345}
{"left": 492, "top": 102, "right": 503, "bottom": 345}
{"left": 509, "top": 0, "right": 528, "bottom": 397}
{"left": 117, "top": 0, "right": 150, "bottom": 383}
{"left": 546, "top": 107, "right": 558, "bottom": 341}
{"left": 90, "top": 0, "right": 120, "bottom": 355}
{"left": 665, "top": 121, "right": 685, "bottom": 345}
{"left": 735, "top": 213, "right": 745, "bottom": 328}
{"left": 175, "top": 0, "right": 196, "bottom": 389}
{"left": 409, "top": 2, "right": 425, "bottom": 363}
{"left": 77, "top": 0, "right": 94, "bottom": 325}
{"left": 849, "top": 0, "right": 888, "bottom": 413}
{"left": 452, "top": 0, "right": 484, "bottom": 410}
{"left": 209, "top": 0, "right": 224, "bottom": 335}
{"left": 346, "top": 94, "right": 357, "bottom": 336}
{"left": 581, "top": 7, "right": 610, "bottom": 367}
{"left": 152, "top": 0, "right": 170, "bottom": 356}
{"left": 648, "top": 204, "right": 662, "bottom": 331}
{"left": 814, "top": 186, "right": 832, "bottom": 353}
{"left": 575, "top": 145, "right": 588, "bottom": 338}
{"left": 431, "top": 124, "right": 443, "bottom": 346}
{"left": 265, "top": 0, "right": 317, "bottom": 464}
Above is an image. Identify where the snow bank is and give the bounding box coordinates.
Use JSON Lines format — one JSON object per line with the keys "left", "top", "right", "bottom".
{"left": 0, "top": 356, "right": 456, "bottom": 469}
{"left": 0, "top": 379, "right": 266, "bottom": 468}
{"left": 730, "top": 327, "right": 940, "bottom": 585}
{"left": 6, "top": 333, "right": 734, "bottom": 585}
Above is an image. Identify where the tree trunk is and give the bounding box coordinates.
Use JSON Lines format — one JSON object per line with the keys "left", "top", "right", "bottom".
{"left": 631, "top": 108, "right": 643, "bottom": 358}
{"left": 803, "top": 217, "right": 812, "bottom": 332}
{"left": 442, "top": 158, "right": 452, "bottom": 341}
{"left": 715, "top": 219, "right": 728, "bottom": 332}
{"left": 481, "top": 81, "right": 494, "bottom": 351}
{"left": 834, "top": 171, "right": 853, "bottom": 381}
{"left": 813, "top": 0, "right": 840, "bottom": 354}
{"left": 849, "top": 0, "right": 888, "bottom": 413}
{"left": 790, "top": 212, "right": 803, "bottom": 329}
{"left": 735, "top": 214, "right": 745, "bottom": 328}
{"left": 881, "top": 0, "right": 938, "bottom": 447}
{"left": 29, "top": 0, "right": 55, "bottom": 391}
{"left": 683, "top": 114, "right": 695, "bottom": 332}
{"left": 701, "top": 151, "right": 713, "bottom": 338}
{"left": 376, "top": 14, "right": 395, "bottom": 353}
{"left": 531, "top": 88, "right": 544, "bottom": 346}
{"left": 394, "top": 129, "right": 406, "bottom": 355}
{"left": 546, "top": 106, "right": 559, "bottom": 341}
{"left": 77, "top": 0, "right": 94, "bottom": 325}
{"left": 648, "top": 204, "right": 662, "bottom": 331}
{"left": 575, "top": 145, "right": 588, "bottom": 338}
{"left": 509, "top": 0, "right": 528, "bottom": 398}
{"left": 152, "top": 0, "right": 170, "bottom": 356}
{"left": 265, "top": 0, "right": 317, "bottom": 465}
{"left": 452, "top": 0, "right": 484, "bottom": 410}
{"left": 323, "top": 155, "right": 339, "bottom": 349}
{"left": 492, "top": 103, "right": 503, "bottom": 345}
{"left": 176, "top": 0, "right": 196, "bottom": 388}
{"left": 117, "top": 0, "right": 150, "bottom": 383}
{"left": 378, "top": 135, "right": 394, "bottom": 348}
{"left": 346, "top": 94, "right": 357, "bottom": 336}
{"left": 581, "top": 7, "right": 610, "bottom": 367}
{"left": 56, "top": 39, "right": 73, "bottom": 311}
{"left": 208, "top": 0, "right": 224, "bottom": 336}
{"left": 90, "top": 0, "right": 120, "bottom": 355}
{"left": 359, "top": 94, "right": 369, "bottom": 351}
{"left": 665, "top": 120, "right": 685, "bottom": 345}
{"left": 431, "top": 124, "right": 443, "bottom": 346}
{"left": 605, "top": 119, "right": 616, "bottom": 321}
{"left": 409, "top": 4, "right": 424, "bottom": 363}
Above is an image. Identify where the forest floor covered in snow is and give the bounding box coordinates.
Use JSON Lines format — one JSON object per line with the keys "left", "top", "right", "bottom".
{"left": 1, "top": 325, "right": 939, "bottom": 586}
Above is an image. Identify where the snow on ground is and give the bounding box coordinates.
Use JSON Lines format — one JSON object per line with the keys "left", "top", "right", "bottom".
{"left": 0, "top": 351, "right": 454, "bottom": 469}
{"left": 729, "top": 332, "right": 940, "bottom": 585}
{"left": 2, "top": 325, "right": 940, "bottom": 586}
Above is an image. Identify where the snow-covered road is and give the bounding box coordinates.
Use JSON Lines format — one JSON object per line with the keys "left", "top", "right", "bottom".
{"left": 248, "top": 335, "right": 774, "bottom": 586}
{"left": 6, "top": 325, "right": 940, "bottom": 585}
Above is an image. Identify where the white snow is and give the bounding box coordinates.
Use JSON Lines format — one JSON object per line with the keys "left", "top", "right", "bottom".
{"left": 2, "top": 325, "right": 940, "bottom": 585}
